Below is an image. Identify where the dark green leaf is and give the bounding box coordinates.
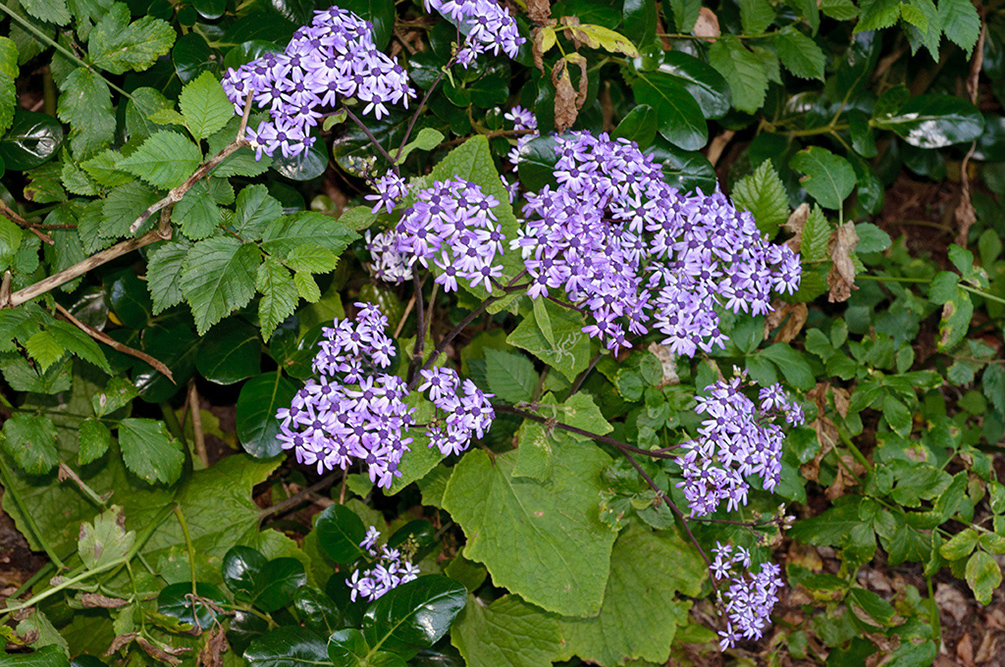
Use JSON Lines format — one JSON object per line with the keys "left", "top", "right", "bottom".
{"left": 965, "top": 550, "right": 1001, "bottom": 605}
{"left": 157, "top": 582, "right": 228, "bottom": 630}
{"left": 622, "top": 0, "right": 657, "bottom": 45}
{"left": 314, "top": 503, "right": 367, "bottom": 563}
{"left": 295, "top": 586, "right": 342, "bottom": 635}
{"left": 56, "top": 69, "right": 113, "bottom": 159}
{"left": 775, "top": 26, "right": 825, "bottom": 80}
{"left": 363, "top": 575, "right": 467, "bottom": 657}
{"left": 643, "top": 138, "right": 716, "bottom": 193}
{"left": 180, "top": 237, "right": 262, "bottom": 335}
{"left": 245, "top": 627, "right": 332, "bottom": 667}
{"left": 654, "top": 51, "right": 731, "bottom": 119}
{"left": 516, "top": 135, "right": 560, "bottom": 192}
{"left": 0, "top": 109, "right": 64, "bottom": 170}
{"left": 790, "top": 147, "right": 856, "bottom": 209}
{"left": 118, "top": 131, "right": 203, "bottom": 190}
{"left": 873, "top": 95, "right": 984, "bottom": 148}
{"left": 737, "top": 0, "right": 775, "bottom": 34}
{"left": 847, "top": 588, "right": 896, "bottom": 626}
{"left": 196, "top": 318, "right": 262, "bottom": 385}
{"left": 235, "top": 372, "right": 298, "bottom": 457}
{"left": 333, "top": 0, "right": 395, "bottom": 49}
{"left": 708, "top": 35, "right": 768, "bottom": 114}
{"left": 630, "top": 72, "right": 706, "bottom": 150}
{"left": 2, "top": 414, "right": 59, "bottom": 475}
{"left": 147, "top": 240, "right": 192, "bottom": 315}
{"left": 612, "top": 104, "right": 657, "bottom": 150}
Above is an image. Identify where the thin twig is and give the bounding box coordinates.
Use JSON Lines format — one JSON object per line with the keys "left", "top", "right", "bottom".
{"left": 188, "top": 381, "right": 208, "bottom": 468}
{"left": 408, "top": 267, "right": 426, "bottom": 383}
{"left": 343, "top": 105, "right": 398, "bottom": 171}
{"left": 394, "top": 67, "right": 449, "bottom": 163}
{"left": 394, "top": 293, "right": 417, "bottom": 338}
{"left": 565, "top": 350, "right": 605, "bottom": 400}
{"left": 0, "top": 200, "right": 53, "bottom": 244}
{"left": 955, "top": 23, "right": 986, "bottom": 247}
{"left": 52, "top": 302, "right": 175, "bottom": 382}
{"left": 259, "top": 472, "right": 341, "bottom": 521}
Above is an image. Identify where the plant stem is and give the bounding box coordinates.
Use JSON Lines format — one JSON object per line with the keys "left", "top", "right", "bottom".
{"left": 394, "top": 66, "right": 449, "bottom": 163}
{"left": 408, "top": 267, "right": 426, "bottom": 383}
{"left": 0, "top": 558, "right": 128, "bottom": 616}
{"left": 58, "top": 462, "right": 109, "bottom": 507}
{"left": 959, "top": 283, "right": 1005, "bottom": 306}
{"left": 174, "top": 506, "right": 199, "bottom": 603}
{"left": 342, "top": 105, "right": 397, "bottom": 172}
{"left": 258, "top": 471, "right": 342, "bottom": 521}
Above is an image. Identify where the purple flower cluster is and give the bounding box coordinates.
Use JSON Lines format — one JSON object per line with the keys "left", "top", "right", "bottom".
{"left": 419, "top": 368, "right": 494, "bottom": 456}
{"left": 222, "top": 7, "right": 414, "bottom": 160}
{"left": 346, "top": 526, "right": 421, "bottom": 602}
{"left": 710, "top": 542, "right": 783, "bottom": 649}
{"left": 513, "top": 131, "right": 801, "bottom": 355}
{"left": 676, "top": 373, "right": 805, "bottom": 518}
{"left": 425, "top": 0, "right": 524, "bottom": 67}
{"left": 504, "top": 105, "right": 539, "bottom": 166}
{"left": 276, "top": 304, "right": 414, "bottom": 488}
{"left": 369, "top": 177, "right": 507, "bottom": 293}
{"left": 365, "top": 171, "right": 410, "bottom": 214}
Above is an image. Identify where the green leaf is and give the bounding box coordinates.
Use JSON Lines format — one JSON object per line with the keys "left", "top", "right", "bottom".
{"left": 22, "top": 0, "right": 71, "bottom": 24}
{"left": 612, "top": 104, "right": 658, "bottom": 150}
{"left": 566, "top": 24, "right": 640, "bottom": 57}
{"left": 731, "top": 161, "right": 789, "bottom": 238}
{"left": 78, "top": 418, "right": 111, "bottom": 465}
{"left": 965, "top": 550, "right": 1001, "bottom": 605}
{"left": 651, "top": 51, "right": 731, "bottom": 119}
{"left": 117, "top": 131, "right": 203, "bottom": 190}
{"left": 512, "top": 420, "right": 556, "bottom": 482}
{"left": 363, "top": 575, "right": 467, "bottom": 657}
{"left": 820, "top": 0, "right": 860, "bottom": 18}
{"left": 872, "top": 95, "right": 984, "bottom": 148}
{"left": 88, "top": 2, "right": 176, "bottom": 75}
{"left": 261, "top": 212, "right": 358, "bottom": 257}
{"left": 0, "top": 110, "right": 64, "bottom": 171}
{"left": 557, "top": 527, "right": 705, "bottom": 664}
{"left": 256, "top": 257, "right": 299, "bottom": 342}
{"left": 24, "top": 330, "right": 65, "bottom": 372}
{"left": 46, "top": 319, "right": 110, "bottom": 373}
{"left": 630, "top": 72, "right": 707, "bottom": 151}
{"left": 622, "top": 0, "right": 657, "bottom": 45}
{"left": 250, "top": 557, "right": 307, "bottom": 612}
{"left": 207, "top": 116, "right": 272, "bottom": 178}
{"left": 80, "top": 149, "right": 134, "bottom": 187}
{"left": 179, "top": 71, "right": 234, "bottom": 140}
{"left": 441, "top": 444, "right": 616, "bottom": 616}
{"left": 233, "top": 184, "right": 283, "bottom": 240}
{"left": 196, "top": 319, "right": 262, "bottom": 385}
{"left": 78, "top": 505, "right": 135, "bottom": 570}
{"left": 285, "top": 245, "right": 339, "bottom": 274}
{"left": 334, "top": 0, "right": 395, "bottom": 49}
{"left": 758, "top": 343, "right": 816, "bottom": 390}
{"left": 507, "top": 300, "right": 591, "bottom": 381}
{"left": 245, "top": 627, "right": 331, "bottom": 667}
{"left": 172, "top": 181, "right": 222, "bottom": 240}
{"left": 856, "top": 0, "right": 901, "bottom": 30}
{"left": 708, "top": 35, "right": 769, "bottom": 114}
{"left": 984, "top": 365, "right": 1005, "bottom": 415}
{"left": 775, "top": 26, "right": 826, "bottom": 80}
{"left": 314, "top": 504, "right": 367, "bottom": 563}
{"left": 669, "top": 0, "right": 700, "bottom": 31}
{"left": 940, "top": 527, "right": 979, "bottom": 560}
{"left": 2, "top": 414, "right": 59, "bottom": 475}
{"left": 147, "top": 240, "right": 192, "bottom": 315}
{"left": 939, "top": 0, "right": 980, "bottom": 53}
{"left": 452, "top": 595, "right": 562, "bottom": 667}
{"left": 0, "top": 646, "right": 69, "bottom": 667}
{"left": 0, "top": 217, "right": 22, "bottom": 270}
{"left": 295, "top": 586, "right": 342, "bottom": 635}
{"left": 158, "top": 581, "right": 229, "bottom": 629}
{"left": 56, "top": 68, "right": 115, "bottom": 159}
{"left": 791, "top": 147, "right": 856, "bottom": 209}
{"left": 327, "top": 628, "right": 369, "bottom": 667}
{"left": 180, "top": 237, "right": 262, "bottom": 335}
{"left": 396, "top": 127, "right": 444, "bottom": 164}
{"left": 848, "top": 587, "right": 896, "bottom": 626}
{"left": 294, "top": 271, "right": 321, "bottom": 302}
{"left": 223, "top": 545, "right": 268, "bottom": 598}
{"left": 800, "top": 206, "right": 832, "bottom": 263}
{"left": 117, "top": 417, "right": 184, "bottom": 485}
{"left": 235, "top": 372, "right": 298, "bottom": 458}
{"left": 100, "top": 180, "right": 161, "bottom": 239}
{"left": 854, "top": 222, "right": 892, "bottom": 253}
{"left": 484, "top": 348, "right": 537, "bottom": 404}
{"left": 938, "top": 287, "right": 973, "bottom": 351}
{"left": 738, "top": 0, "right": 775, "bottom": 33}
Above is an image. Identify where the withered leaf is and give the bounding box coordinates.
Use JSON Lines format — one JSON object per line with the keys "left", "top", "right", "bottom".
{"left": 826, "top": 222, "right": 859, "bottom": 302}
{"left": 693, "top": 7, "right": 720, "bottom": 41}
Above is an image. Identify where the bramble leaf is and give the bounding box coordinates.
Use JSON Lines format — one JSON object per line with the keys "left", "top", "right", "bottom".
{"left": 179, "top": 71, "right": 234, "bottom": 140}
{"left": 117, "top": 131, "right": 203, "bottom": 190}
{"left": 1, "top": 414, "right": 59, "bottom": 475}
{"left": 89, "top": 3, "right": 176, "bottom": 75}
{"left": 731, "top": 161, "right": 789, "bottom": 238}
{"left": 180, "top": 237, "right": 261, "bottom": 335}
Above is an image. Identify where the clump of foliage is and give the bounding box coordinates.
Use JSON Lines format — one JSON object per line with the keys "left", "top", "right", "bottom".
{"left": 0, "top": 0, "right": 1002, "bottom": 665}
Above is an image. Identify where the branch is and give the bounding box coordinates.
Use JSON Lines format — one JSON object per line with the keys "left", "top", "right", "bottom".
{"left": 0, "top": 199, "right": 53, "bottom": 245}
{"left": 52, "top": 302, "right": 175, "bottom": 382}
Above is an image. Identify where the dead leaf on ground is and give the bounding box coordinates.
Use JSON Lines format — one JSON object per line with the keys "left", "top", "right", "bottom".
{"left": 827, "top": 222, "right": 859, "bottom": 303}
{"left": 647, "top": 343, "right": 680, "bottom": 387}
{"left": 197, "top": 626, "right": 229, "bottom": 667}
{"left": 693, "top": 7, "right": 720, "bottom": 41}
{"left": 936, "top": 583, "right": 970, "bottom": 624}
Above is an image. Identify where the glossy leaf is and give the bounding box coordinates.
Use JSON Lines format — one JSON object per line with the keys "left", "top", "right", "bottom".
{"left": 612, "top": 104, "right": 658, "bottom": 150}
{"left": 157, "top": 582, "right": 228, "bottom": 630}
{"left": 643, "top": 138, "right": 716, "bottom": 193}
{"left": 314, "top": 503, "right": 368, "bottom": 563}
{"left": 196, "top": 318, "right": 262, "bottom": 385}
{"left": 872, "top": 95, "right": 984, "bottom": 148}
{"left": 244, "top": 627, "right": 331, "bottom": 667}
{"left": 652, "top": 51, "right": 731, "bottom": 119}
{"left": 630, "top": 72, "right": 707, "bottom": 151}
{"left": 235, "top": 372, "right": 298, "bottom": 457}
{"left": 0, "top": 110, "right": 64, "bottom": 171}
{"left": 363, "top": 575, "right": 467, "bottom": 657}
{"left": 295, "top": 586, "right": 342, "bottom": 635}
{"left": 334, "top": 0, "right": 395, "bottom": 50}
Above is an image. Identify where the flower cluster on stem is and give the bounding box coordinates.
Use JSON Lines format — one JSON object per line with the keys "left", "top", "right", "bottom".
{"left": 346, "top": 526, "right": 421, "bottom": 602}
{"left": 710, "top": 542, "right": 784, "bottom": 649}
{"left": 424, "top": 0, "right": 524, "bottom": 66}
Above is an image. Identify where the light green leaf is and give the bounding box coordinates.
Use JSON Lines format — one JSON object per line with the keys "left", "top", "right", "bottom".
{"left": 452, "top": 595, "right": 562, "bottom": 667}
{"left": 484, "top": 348, "right": 537, "bottom": 404}
{"left": 442, "top": 443, "right": 616, "bottom": 616}
{"left": 146, "top": 108, "right": 187, "bottom": 126}
{"left": 179, "top": 71, "right": 234, "bottom": 140}
{"left": 180, "top": 237, "right": 261, "bottom": 335}
{"left": 293, "top": 271, "right": 321, "bottom": 302}
{"left": 56, "top": 68, "right": 115, "bottom": 159}
{"left": 731, "top": 161, "right": 790, "bottom": 238}
{"left": 856, "top": 0, "right": 901, "bottom": 31}
{"left": 790, "top": 147, "right": 856, "bottom": 209}
{"left": 557, "top": 527, "right": 705, "bottom": 665}
{"left": 512, "top": 421, "right": 556, "bottom": 482}
{"left": 285, "top": 244, "right": 339, "bottom": 273}
{"left": 78, "top": 505, "right": 136, "bottom": 570}
{"left": 0, "top": 70, "right": 16, "bottom": 137}
{"left": 532, "top": 297, "right": 554, "bottom": 346}
{"left": 80, "top": 149, "right": 134, "bottom": 187}
{"left": 0, "top": 217, "right": 24, "bottom": 270}
{"left": 1, "top": 414, "right": 59, "bottom": 475}
{"left": 708, "top": 36, "right": 769, "bottom": 114}
{"left": 939, "top": 0, "right": 980, "bottom": 53}
{"left": 261, "top": 212, "right": 358, "bottom": 257}
{"left": 396, "top": 127, "right": 445, "bottom": 164}
{"left": 88, "top": 2, "right": 176, "bottom": 75}
{"left": 256, "top": 257, "right": 299, "bottom": 341}
{"left": 965, "top": 550, "right": 1001, "bottom": 605}
{"left": 508, "top": 300, "right": 591, "bottom": 381}
{"left": 800, "top": 206, "right": 831, "bottom": 262}
{"left": 100, "top": 180, "right": 161, "bottom": 239}
{"left": 775, "top": 26, "right": 826, "bottom": 80}
{"left": 117, "top": 131, "right": 203, "bottom": 190}
{"left": 938, "top": 287, "right": 973, "bottom": 351}
{"left": 566, "top": 24, "right": 640, "bottom": 57}
{"left": 22, "top": 0, "right": 71, "bottom": 25}
{"left": 117, "top": 417, "right": 184, "bottom": 485}
{"left": 147, "top": 240, "right": 192, "bottom": 315}
{"left": 46, "top": 319, "right": 110, "bottom": 373}
{"left": 25, "top": 330, "right": 65, "bottom": 372}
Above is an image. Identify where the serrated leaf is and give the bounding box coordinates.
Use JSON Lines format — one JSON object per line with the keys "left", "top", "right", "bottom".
{"left": 484, "top": 349, "right": 537, "bottom": 404}
{"left": 60, "top": 151, "right": 98, "bottom": 195}
{"left": 81, "top": 149, "right": 134, "bottom": 187}
{"left": 820, "top": 0, "right": 859, "bottom": 19}
{"left": 775, "top": 27, "right": 826, "bottom": 80}
{"left": 261, "top": 212, "right": 358, "bottom": 257}
{"left": 856, "top": 0, "right": 901, "bottom": 31}
{"left": 0, "top": 72, "right": 17, "bottom": 137}
{"left": 800, "top": 206, "right": 831, "bottom": 262}
{"left": 79, "top": 418, "right": 111, "bottom": 465}
{"left": 738, "top": 0, "right": 775, "bottom": 34}
{"left": 89, "top": 2, "right": 176, "bottom": 75}
{"left": 24, "top": 330, "right": 65, "bottom": 372}
{"left": 708, "top": 35, "right": 769, "bottom": 114}
{"left": 285, "top": 244, "right": 339, "bottom": 273}
{"left": 442, "top": 444, "right": 616, "bottom": 616}
{"left": 78, "top": 505, "right": 135, "bottom": 570}
{"left": 172, "top": 180, "right": 221, "bottom": 240}
{"left": 790, "top": 147, "right": 856, "bottom": 209}
{"left": 22, "top": 0, "right": 71, "bottom": 25}
{"left": 256, "top": 257, "right": 298, "bottom": 341}
{"left": 1, "top": 414, "right": 59, "bottom": 475}
{"left": 117, "top": 131, "right": 203, "bottom": 189}
{"left": 46, "top": 319, "right": 110, "bottom": 373}
{"left": 180, "top": 237, "right": 261, "bottom": 335}
{"left": 293, "top": 271, "right": 320, "bottom": 302}
{"left": 234, "top": 184, "right": 283, "bottom": 240}
{"left": 179, "top": 71, "right": 234, "bottom": 140}
{"left": 147, "top": 240, "right": 192, "bottom": 314}
{"left": 452, "top": 595, "right": 562, "bottom": 667}
{"left": 101, "top": 180, "right": 161, "bottom": 238}
{"left": 731, "top": 161, "right": 789, "bottom": 237}
{"left": 117, "top": 417, "right": 184, "bottom": 485}
{"left": 0, "top": 217, "right": 24, "bottom": 270}
{"left": 939, "top": 0, "right": 980, "bottom": 53}
{"left": 147, "top": 108, "right": 187, "bottom": 126}
{"left": 57, "top": 68, "right": 115, "bottom": 159}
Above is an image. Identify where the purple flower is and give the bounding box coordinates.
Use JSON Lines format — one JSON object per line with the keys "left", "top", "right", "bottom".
{"left": 346, "top": 525, "right": 421, "bottom": 602}
{"left": 425, "top": 0, "right": 524, "bottom": 67}
{"left": 421, "top": 368, "right": 494, "bottom": 456}
{"left": 712, "top": 554, "right": 784, "bottom": 649}
{"left": 365, "top": 171, "right": 409, "bottom": 214}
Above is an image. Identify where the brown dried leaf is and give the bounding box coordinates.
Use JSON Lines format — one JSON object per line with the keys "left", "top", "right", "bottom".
{"left": 552, "top": 61, "right": 578, "bottom": 133}
{"left": 692, "top": 7, "right": 720, "bottom": 41}
{"left": 569, "top": 53, "right": 588, "bottom": 108}
{"left": 80, "top": 593, "right": 130, "bottom": 608}
{"left": 560, "top": 16, "right": 582, "bottom": 49}
{"left": 783, "top": 203, "right": 810, "bottom": 253}
{"left": 197, "top": 627, "right": 229, "bottom": 667}
{"left": 957, "top": 633, "right": 975, "bottom": 667}
{"left": 137, "top": 637, "right": 189, "bottom": 666}
{"left": 827, "top": 222, "right": 859, "bottom": 303}
{"left": 764, "top": 301, "right": 808, "bottom": 343}
{"left": 975, "top": 629, "right": 999, "bottom": 663}
{"left": 647, "top": 342, "right": 680, "bottom": 387}
{"left": 527, "top": 0, "right": 551, "bottom": 24}
{"left": 105, "top": 633, "right": 139, "bottom": 656}
{"left": 800, "top": 384, "right": 837, "bottom": 482}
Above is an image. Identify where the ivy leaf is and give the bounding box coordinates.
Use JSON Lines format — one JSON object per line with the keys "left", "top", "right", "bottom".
{"left": 775, "top": 26, "right": 826, "bottom": 80}
{"left": 939, "top": 0, "right": 980, "bottom": 53}
{"left": 56, "top": 68, "right": 115, "bottom": 159}
{"left": 708, "top": 35, "right": 769, "bottom": 114}
{"left": 180, "top": 237, "right": 261, "bottom": 335}
{"left": 147, "top": 240, "right": 192, "bottom": 314}
{"left": 78, "top": 505, "right": 136, "bottom": 570}
{"left": 118, "top": 131, "right": 203, "bottom": 190}
{"left": 89, "top": 3, "right": 176, "bottom": 75}
{"left": 256, "top": 257, "right": 299, "bottom": 341}
{"left": 452, "top": 595, "right": 562, "bottom": 667}
{"left": 1, "top": 414, "right": 59, "bottom": 475}
{"left": 731, "top": 161, "right": 789, "bottom": 238}
{"left": 442, "top": 444, "right": 616, "bottom": 616}
{"left": 179, "top": 71, "right": 234, "bottom": 140}
{"left": 117, "top": 417, "right": 185, "bottom": 485}
{"left": 790, "top": 147, "right": 856, "bottom": 209}
{"left": 557, "top": 527, "right": 705, "bottom": 665}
